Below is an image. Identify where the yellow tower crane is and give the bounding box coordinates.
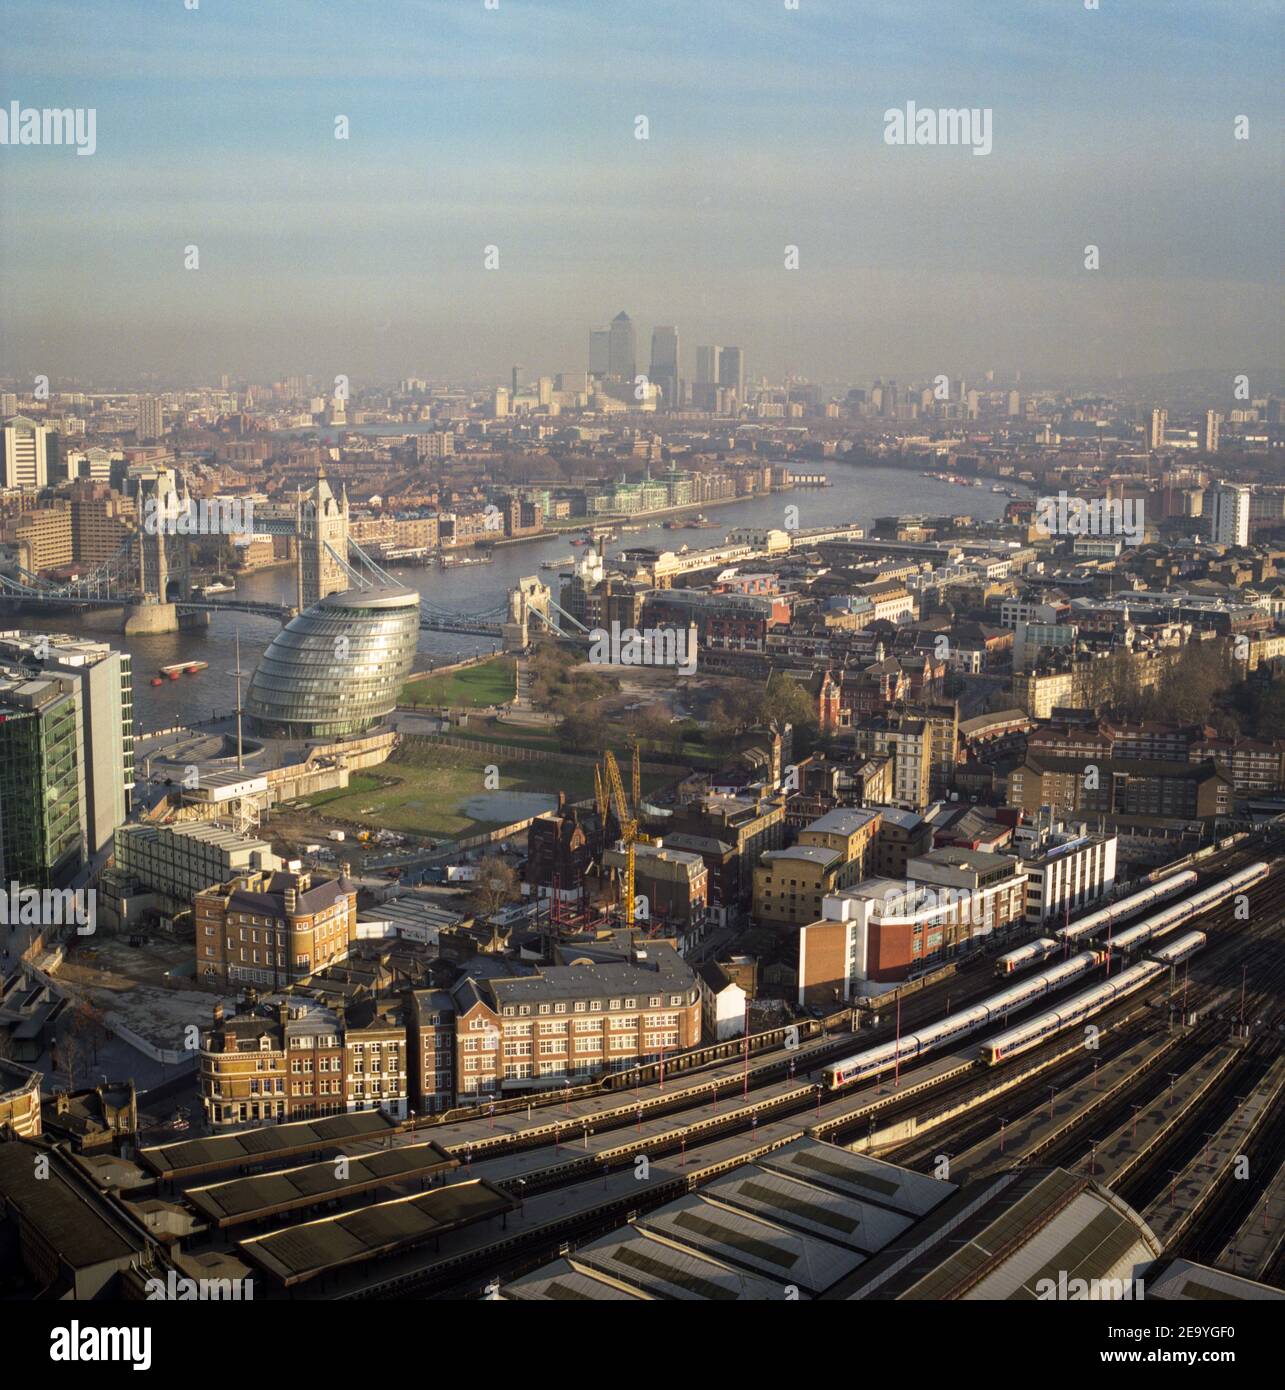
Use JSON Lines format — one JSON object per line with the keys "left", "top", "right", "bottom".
{"left": 602, "top": 749, "right": 637, "bottom": 931}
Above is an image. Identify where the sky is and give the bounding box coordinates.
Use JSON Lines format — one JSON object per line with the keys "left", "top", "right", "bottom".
{"left": 1, "top": 0, "right": 1281, "bottom": 389}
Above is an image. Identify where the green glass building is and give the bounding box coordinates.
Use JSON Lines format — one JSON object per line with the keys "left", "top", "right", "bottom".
{"left": 0, "top": 668, "right": 86, "bottom": 890}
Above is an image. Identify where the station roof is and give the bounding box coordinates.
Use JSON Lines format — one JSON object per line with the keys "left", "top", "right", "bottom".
{"left": 184, "top": 1141, "right": 457, "bottom": 1227}
{"left": 140, "top": 1109, "right": 398, "bottom": 1179}
{"left": 635, "top": 1192, "right": 862, "bottom": 1295}
{"left": 699, "top": 1165, "right": 910, "bottom": 1256}
{"left": 1145, "top": 1259, "right": 1285, "bottom": 1302}
{"left": 503, "top": 1259, "right": 651, "bottom": 1300}
{"left": 829, "top": 1167, "right": 1162, "bottom": 1301}
{"left": 238, "top": 1178, "right": 512, "bottom": 1286}
{"left": 0, "top": 1141, "right": 140, "bottom": 1273}
{"left": 755, "top": 1138, "right": 952, "bottom": 1217}
{"left": 572, "top": 1226, "right": 792, "bottom": 1301}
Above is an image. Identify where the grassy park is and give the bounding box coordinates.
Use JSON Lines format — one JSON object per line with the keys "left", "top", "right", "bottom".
{"left": 292, "top": 740, "right": 589, "bottom": 839}
{"left": 290, "top": 737, "right": 673, "bottom": 840}
{"left": 400, "top": 655, "right": 515, "bottom": 709}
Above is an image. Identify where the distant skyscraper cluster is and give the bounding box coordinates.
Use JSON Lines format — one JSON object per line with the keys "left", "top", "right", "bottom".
{"left": 589, "top": 312, "right": 743, "bottom": 412}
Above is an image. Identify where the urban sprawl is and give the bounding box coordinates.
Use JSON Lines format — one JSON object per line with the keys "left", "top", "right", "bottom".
{"left": 1, "top": 329, "right": 1284, "bottom": 1305}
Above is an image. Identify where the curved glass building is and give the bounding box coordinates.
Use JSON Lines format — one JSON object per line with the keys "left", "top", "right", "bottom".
{"left": 246, "top": 586, "right": 420, "bottom": 739}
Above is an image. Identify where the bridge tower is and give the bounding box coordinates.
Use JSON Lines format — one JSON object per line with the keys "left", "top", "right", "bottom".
{"left": 503, "top": 575, "right": 550, "bottom": 651}
{"left": 133, "top": 465, "right": 191, "bottom": 602}
{"left": 296, "top": 475, "right": 350, "bottom": 609}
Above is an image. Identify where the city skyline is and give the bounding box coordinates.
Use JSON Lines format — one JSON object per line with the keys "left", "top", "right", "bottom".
{"left": 1, "top": 0, "right": 1281, "bottom": 384}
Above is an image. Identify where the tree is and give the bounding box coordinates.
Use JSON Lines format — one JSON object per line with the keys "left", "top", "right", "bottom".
{"left": 54, "top": 1023, "right": 83, "bottom": 1093}
{"left": 468, "top": 856, "right": 520, "bottom": 921}
{"left": 757, "top": 672, "right": 817, "bottom": 732}
{"left": 69, "top": 1000, "right": 110, "bottom": 1067}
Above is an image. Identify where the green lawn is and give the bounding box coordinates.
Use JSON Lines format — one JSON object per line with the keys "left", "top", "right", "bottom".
{"left": 292, "top": 740, "right": 676, "bottom": 840}
{"left": 290, "top": 742, "right": 596, "bottom": 839}
{"left": 293, "top": 773, "right": 385, "bottom": 811}
{"left": 401, "top": 656, "right": 515, "bottom": 709}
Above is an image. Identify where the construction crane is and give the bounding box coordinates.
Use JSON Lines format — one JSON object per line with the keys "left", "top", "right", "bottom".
{"left": 602, "top": 750, "right": 637, "bottom": 931}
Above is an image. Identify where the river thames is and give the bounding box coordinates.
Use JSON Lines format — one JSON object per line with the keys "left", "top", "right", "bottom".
{"left": 13, "top": 463, "right": 1013, "bottom": 731}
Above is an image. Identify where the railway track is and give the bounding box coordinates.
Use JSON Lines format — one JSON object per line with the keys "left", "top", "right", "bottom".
{"left": 357, "top": 842, "right": 1285, "bottom": 1296}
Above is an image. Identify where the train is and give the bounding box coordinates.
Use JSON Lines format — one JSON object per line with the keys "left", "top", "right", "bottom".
{"left": 821, "top": 949, "right": 1105, "bottom": 1089}
{"left": 979, "top": 955, "right": 1182, "bottom": 1066}
{"left": 1052, "top": 871, "right": 1198, "bottom": 946}
{"left": 821, "top": 864, "right": 1267, "bottom": 1090}
{"left": 995, "top": 938, "right": 1059, "bottom": 977}
{"left": 1105, "top": 862, "right": 1270, "bottom": 958}
{"left": 1148, "top": 930, "right": 1206, "bottom": 967}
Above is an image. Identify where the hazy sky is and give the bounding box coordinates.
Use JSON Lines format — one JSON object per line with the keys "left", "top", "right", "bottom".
{"left": 1, "top": 0, "right": 1281, "bottom": 388}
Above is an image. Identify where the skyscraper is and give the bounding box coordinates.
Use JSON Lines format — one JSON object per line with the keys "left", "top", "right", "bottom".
{"left": 649, "top": 326, "right": 680, "bottom": 408}
{"left": 137, "top": 395, "right": 164, "bottom": 441}
{"left": 695, "top": 345, "right": 722, "bottom": 386}
{"left": 1203, "top": 410, "right": 1221, "bottom": 454}
{"left": 0, "top": 632, "right": 134, "bottom": 848}
{"left": 607, "top": 311, "right": 636, "bottom": 382}
{"left": 589, "top": 328, "right": 610, "bottom": 377}
{"left": 1208, "top": 483, "right": 1250, "bottom": 547}
{"left": 2, "top": 415, "right": 49, "bottom": 489}
{"left": 717, "top": 346, "right": 744, "bottom": 399}
{"left": 1147, "top": 408, "right": 1167, "bottom": 450}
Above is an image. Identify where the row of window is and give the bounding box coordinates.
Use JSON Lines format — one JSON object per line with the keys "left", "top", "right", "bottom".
{"left": 496, "top": 992, "right": 688, "bottom": 1018}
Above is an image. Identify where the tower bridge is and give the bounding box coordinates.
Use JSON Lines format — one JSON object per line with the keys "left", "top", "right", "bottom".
{"left": 0, "top": 473, "right": 587, "bottom": 646}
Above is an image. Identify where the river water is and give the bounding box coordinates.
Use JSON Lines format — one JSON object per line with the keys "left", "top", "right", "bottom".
{"left": 20, "top": 464, "right": 1011, "bottom": 731}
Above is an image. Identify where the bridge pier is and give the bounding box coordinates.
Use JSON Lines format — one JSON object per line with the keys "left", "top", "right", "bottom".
{"left": 123, "top": 601, "right": 209, "bottom": 635}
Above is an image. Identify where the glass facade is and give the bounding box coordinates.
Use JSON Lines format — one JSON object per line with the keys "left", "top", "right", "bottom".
{"left": 246, "top": 586, "right": 420, "bottom": 739}
{"left": 0, "top": 677, "right": 85, "bottom": 889}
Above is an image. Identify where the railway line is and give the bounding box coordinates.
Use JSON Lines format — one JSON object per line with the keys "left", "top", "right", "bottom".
{"left": 156, "top": 835, "right": 1283, "bottom": 1300}
{"left": 877, "top": 855, "right": 1285, "bottom": 1260}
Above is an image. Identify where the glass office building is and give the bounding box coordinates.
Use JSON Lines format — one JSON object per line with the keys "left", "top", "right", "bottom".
{"left": 246, "top": 586, "right": 421, "bottom": 739}
{"left": 0, "top": 668, "right": 86, "bottom": 889}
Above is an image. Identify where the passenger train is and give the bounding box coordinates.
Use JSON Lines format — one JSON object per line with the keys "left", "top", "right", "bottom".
{"left": 820, "top": 864, "right": 1269, "bottom": 1089}
{"left": 821, "top": 950, "right": 1104, "bottom": 1089}
{"left": 1147, "top": 930, "right": 1206, "bottom": 967}
{"left": 1103, "top": 862, "right": 1268, "bottom": 956}
{"left": 994, "top": 938, "right": 1059, "bottom": 977}
{"left": 979, "top": 947, "right": 1195, "bottom": 1067}
{"left": 1052, "top": 871, "right": 1198, "bottom": 946}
